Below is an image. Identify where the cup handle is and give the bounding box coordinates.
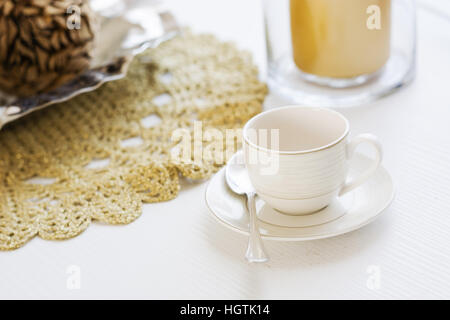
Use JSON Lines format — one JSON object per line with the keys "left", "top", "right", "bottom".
{"left": 339, "top": 133, "right": 383, "bottom": 196}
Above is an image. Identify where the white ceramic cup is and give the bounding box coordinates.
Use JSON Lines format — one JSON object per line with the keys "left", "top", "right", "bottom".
{"left": 243, "top": 106, "right": 382, "bottom": 215}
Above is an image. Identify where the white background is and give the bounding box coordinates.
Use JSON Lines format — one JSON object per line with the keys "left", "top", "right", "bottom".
{"left": 1, "top": 0, "right": 450, "bottom": 299}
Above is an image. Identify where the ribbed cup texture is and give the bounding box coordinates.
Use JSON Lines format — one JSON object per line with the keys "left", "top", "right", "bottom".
{"left": 245, "top": 139, "right": 348, "bottom": 199}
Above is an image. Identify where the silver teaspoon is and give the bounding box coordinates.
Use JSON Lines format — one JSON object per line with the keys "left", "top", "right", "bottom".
{"left": 225, "top": 150, "right": 269, "bottom": 263}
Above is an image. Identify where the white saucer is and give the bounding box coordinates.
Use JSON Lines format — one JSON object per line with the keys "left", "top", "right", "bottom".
{"left": 205, "top": 153, "right": 394, "bottom": 241}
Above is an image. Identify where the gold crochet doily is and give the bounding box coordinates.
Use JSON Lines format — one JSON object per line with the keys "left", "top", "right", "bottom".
{"left": 0, "top": 33, "right": 267, "bottom": 250}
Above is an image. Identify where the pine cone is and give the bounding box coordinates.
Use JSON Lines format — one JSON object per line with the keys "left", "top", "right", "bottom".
{"left": 0, "top": 0, "right": 97, "bottom": 97}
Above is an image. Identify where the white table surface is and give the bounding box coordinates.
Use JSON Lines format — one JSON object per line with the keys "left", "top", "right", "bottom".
{"left": 1, "top": 0, "right": 450, "bottom": 299}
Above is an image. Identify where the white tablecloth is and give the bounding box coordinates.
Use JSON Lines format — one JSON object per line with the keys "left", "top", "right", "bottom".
{"left": 1, "top": 0, "right": 450, "bottom": 299}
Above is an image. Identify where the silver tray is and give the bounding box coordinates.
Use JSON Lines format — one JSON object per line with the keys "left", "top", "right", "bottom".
{"left": 0, "top": 0, "right": 180, "bottom": 129}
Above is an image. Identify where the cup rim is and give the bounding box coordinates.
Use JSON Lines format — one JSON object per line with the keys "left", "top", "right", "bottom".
{"left": 243, "top": 105, "right": 350, "bottom": 155}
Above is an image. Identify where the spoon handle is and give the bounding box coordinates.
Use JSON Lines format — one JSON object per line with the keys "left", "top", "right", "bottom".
{"left": 245, "top": 192, "right": 269, "bottom": 263}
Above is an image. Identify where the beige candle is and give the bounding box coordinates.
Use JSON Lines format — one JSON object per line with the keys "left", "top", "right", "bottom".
{"left": 290, "top": 0, "right": 391, "bottom": 79}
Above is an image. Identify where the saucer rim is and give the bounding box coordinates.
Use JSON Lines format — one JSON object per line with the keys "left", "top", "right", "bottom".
{"left": 205, "top": 153, "right": 395, "bottom": 241}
